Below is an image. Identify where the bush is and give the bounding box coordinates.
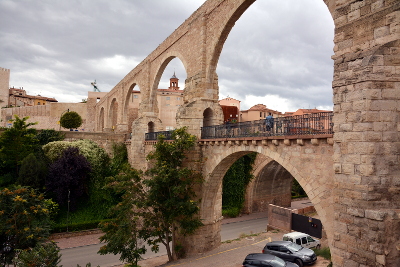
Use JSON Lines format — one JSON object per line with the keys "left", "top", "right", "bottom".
{"left": 222, "top": 207, "right": 241, "bottom": 218}
{"left": 42, "top": 140, "right": 109, "bottom": 175}
{"left": 51, "top": 220, "right": 112, "bottom": 233}
{"left": 14, "top": 241, "right": 61, "bottom": 267}
{"left": 313, "top": 246, "right": 331, "bottom": 260}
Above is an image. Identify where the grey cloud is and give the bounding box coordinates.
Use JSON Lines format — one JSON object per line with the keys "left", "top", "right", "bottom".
{"left": 1, "top": 0, "right": 334, "bottom": 112}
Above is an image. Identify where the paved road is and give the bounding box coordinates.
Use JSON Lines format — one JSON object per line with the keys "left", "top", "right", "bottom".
{"left": 60, "top": 217, "right": 268, "bottom": 267}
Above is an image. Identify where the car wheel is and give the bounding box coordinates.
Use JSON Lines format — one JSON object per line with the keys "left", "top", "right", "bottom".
{"left": 295, "top": 259, "right": 303, "bottom": 267}
{"left": 316, "top": 244, "right": 321, "bottom": 250}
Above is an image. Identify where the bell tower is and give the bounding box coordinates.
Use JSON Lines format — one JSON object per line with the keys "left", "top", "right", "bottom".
{"left": 168, "top": 72, "right": 179, "bottom": 90}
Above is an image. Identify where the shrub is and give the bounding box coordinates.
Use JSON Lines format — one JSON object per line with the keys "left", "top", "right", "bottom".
{"left": 222, "top": 207, "right": 241, "bottom": 218}
{"left": 313, "top": 246, "right": 331, "bottom": 260}
{"left": 14, "top": 241, "right": 61, "bottom": 267}
{"left": 42, "top": 140, "right": 109, "bottom": 175}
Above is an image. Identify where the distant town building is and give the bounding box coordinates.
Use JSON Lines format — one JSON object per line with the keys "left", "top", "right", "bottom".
{"left": 240, "top": 104, "right": 283, "bottom": 122}
{"left": 284, "top": 108, "right": 331, "bottom": 116}
{"left": 0, "top": 68, "right": 58, "bottom": 108}
{"left": 219, "top": 97, "right": 240, "bottom": 123}
{"left": 8, "top": 87, "right": 58, "bottom": 107}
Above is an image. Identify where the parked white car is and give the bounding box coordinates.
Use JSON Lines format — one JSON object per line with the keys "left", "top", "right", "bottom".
{"left": 283, "top": 232, "right": 321, "bottom": 249}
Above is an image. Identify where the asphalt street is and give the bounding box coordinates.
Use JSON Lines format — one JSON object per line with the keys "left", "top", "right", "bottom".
{"left": 60, "top": 217, "right": 268, "bottom": 267}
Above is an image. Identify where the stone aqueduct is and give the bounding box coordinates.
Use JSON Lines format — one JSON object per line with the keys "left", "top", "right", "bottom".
{"left": 85, "top": 0, "right": 399, "bottom": 266}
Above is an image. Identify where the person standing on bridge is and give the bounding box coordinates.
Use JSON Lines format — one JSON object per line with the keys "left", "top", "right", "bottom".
{"left": 265, "top": 113, "right": 274, "bottom": 132}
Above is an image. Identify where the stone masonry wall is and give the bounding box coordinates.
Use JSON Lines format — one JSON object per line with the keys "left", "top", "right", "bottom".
{"left": 0, "top": 102, "right": 91, "bottom": 131}
{"left": 331, "top": 0, "right": 400, "bottom": 266}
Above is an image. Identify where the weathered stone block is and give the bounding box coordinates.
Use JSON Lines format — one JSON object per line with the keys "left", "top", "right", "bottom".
{"left": 365, "top": 210, "right": 387, "bottom": 221}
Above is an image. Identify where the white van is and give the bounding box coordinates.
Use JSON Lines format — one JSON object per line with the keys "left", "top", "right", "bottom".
{"left": 283, "top": 232, "right": 321, "bottom": 249}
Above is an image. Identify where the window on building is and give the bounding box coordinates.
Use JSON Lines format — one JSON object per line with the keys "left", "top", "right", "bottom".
{"left": 166, "top": 104, "right": 170, "bottom": 106}
{"left": 177, "top": 97, "right": 181, "bottom": 100}
{"left": 260, "top": 112, "right": 262, "bottom": 117}
{"left": 166, "top": 97, "right": 170, "bottom": 100}
{"left": 38, "top": 102, "right": 40, "bottom": 105}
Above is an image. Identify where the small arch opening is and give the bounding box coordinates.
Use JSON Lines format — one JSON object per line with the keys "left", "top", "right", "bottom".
{"left": 148, "top": 121, "right": 155, "bottom": 133}
{"left": 203, "top": 108, "right": 213, "bottom": 127}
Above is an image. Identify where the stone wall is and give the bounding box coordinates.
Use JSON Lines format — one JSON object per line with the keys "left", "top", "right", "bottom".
{"left": 267, "top": 204, "right": 293, "bottom": 232}
{"left": 331, "top": 1, "right": 400, "bottom": 266}
{"left": 1, "top": 102, "right": 90, "bottom": 131}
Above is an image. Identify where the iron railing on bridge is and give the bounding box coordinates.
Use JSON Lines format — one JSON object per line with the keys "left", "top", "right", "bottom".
{"left": 201, "top": 112, "right": 333, "bottom": 139}
{"left": 145, "top": 130, "right": 173, "bottom": 141}
{"left": 144, "top": 112, "right": 333, "bottom": 141}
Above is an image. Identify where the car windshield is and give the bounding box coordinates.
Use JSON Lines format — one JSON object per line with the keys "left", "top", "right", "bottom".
{"left": 287, "top": 242, "right": 303, "bottom": 252}
{"left": 270, "top": 256, "right": 286, "bottom": 267}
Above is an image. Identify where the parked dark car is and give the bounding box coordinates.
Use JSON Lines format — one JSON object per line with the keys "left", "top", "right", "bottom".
{"left": 262, "top": 241, "right": 317, "bottom": 267}
{"left": 242, "top": 253, "right": 299, "bottom": 267}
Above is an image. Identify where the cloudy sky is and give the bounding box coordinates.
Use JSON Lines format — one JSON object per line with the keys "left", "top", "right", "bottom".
{"left": 0, "top": 0, "right": 334, "bottom": 113}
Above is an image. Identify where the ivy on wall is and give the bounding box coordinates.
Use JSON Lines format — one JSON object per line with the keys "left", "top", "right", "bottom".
{"left": 222, "top": 152, "right": 257, "bottom": 217}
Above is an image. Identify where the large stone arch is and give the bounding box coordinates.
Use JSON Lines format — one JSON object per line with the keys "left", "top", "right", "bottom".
{"left": 180, "top": 139, "right": 334, "bottom": 254}
{"left": 244, "top": 155, "right": 294, "bottom": 213}
{"left": 151, "top": 51, "right": 189, "bottom": 94}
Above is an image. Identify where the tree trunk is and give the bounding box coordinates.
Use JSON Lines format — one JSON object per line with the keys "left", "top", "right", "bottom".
{"left": 165, "top": 232, "right": 173, "bottom": 261}
{"left": 171, "top": 225, "right": 177, "bottom": 261}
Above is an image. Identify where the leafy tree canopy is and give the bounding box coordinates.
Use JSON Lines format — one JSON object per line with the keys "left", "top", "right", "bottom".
{"left": 0, "top": 186, "right": 53, "bottom": 265}
{"left": 60, "top": 111, "right": 82, "bottom": 129}
{"left": 0, "top": 115, "right": 38, "bottom": 184}
{"left": 99, "top": 167, "right": 147, "bottom": 266}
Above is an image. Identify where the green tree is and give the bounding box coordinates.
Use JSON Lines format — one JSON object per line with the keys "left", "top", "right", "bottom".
{"left": 99, "top": 167, "right": 147, "bottom": 267}
{"left": 144, "top": 127, "right": 203, "bottom": 261}
{"left": 0, "top": 186, "right": 52, "bottom": 265}
{"left": 46, "top": 147, "right": 92, "bottom": 210}
{"left": 60, "top": 111, "right": 82, "bottom": 129}
{"left": 99, "top": 127, "right": 203, "bottom": 264}
{"left": 0, "top": 115, "right": 38, "bottom": 186}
